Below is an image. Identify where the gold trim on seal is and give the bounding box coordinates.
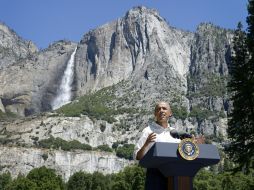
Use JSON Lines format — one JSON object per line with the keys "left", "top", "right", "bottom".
{"left": 178, "top": 138, "right": 199, "bottom": 161}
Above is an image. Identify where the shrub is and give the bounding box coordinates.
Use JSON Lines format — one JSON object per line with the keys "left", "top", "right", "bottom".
{"left": 171, "top": 105, "right": 188, "bottom": 120}
{"left": 27, "top": 166, "right": 64, "bottom": 190}
{"left": 100, "top": 123, "right": 106, "bottom": 132}
{"left": 0, "top": 137, "right": 12, "bottom": 145}
{"left": 96, "top": 144, "right": 113, "bottom": 152}
{"left": 0, "top": 110, "right": 17, "bottom": 121}
{"left": 38, "top": 136, "right": 92, "bottom": 151}
{"left": 0, "top": 172, "right": 12, "bottom": 189}
{"left": 67, "top": 171, "right": 92, "bottom": 190}
{"left": 5, "top": 176, "right": 37, "bottom": 190}
{"left": 116, "top": 144, "right": 135, "bottom": 160}
{"left": 56, "top": 87, "right": 138, "bottom": 124}
{"left": 41, "top": 153, "right": 48, "bottom": 161}
{"left": 189, "top": 106, "right": 214, "bottom": 120}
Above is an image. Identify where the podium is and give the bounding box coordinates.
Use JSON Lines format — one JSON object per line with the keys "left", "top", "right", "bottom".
{"left": 139, "top": 142, "right": 220, "bottom": 190}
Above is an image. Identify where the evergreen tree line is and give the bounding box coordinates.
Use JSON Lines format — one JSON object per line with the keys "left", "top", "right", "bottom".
{"left": 226, "top": 0, "right": 254, "bottom": 171}
{"left": 0, "top": 165, "right": 253, "bottom": 190}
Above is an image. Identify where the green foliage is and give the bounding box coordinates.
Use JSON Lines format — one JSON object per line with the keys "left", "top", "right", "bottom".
{"left": 0, "top": 110, "right": 17, "bottom": 121}
{"left": 247, "top": 0, "right": 254, "bottom": 51}
{"left": 171, "top": 105, "right": 188, "bottom": 120}
{"left": 56, "top": 87, "right": 139, "bottom": 124}
{"left": 41, "top": 153, "right": 48, "bottom": 161}
{"left": 111, "top": 165, "right": 145, "bottom": 190}
{"left": 38, "top": 136, "right": 92, "bottom": 151}
{"left": 67, "top": 171, "right": 112, "bottom": 190}
{"left": 0, "top": 137, "right": 12, "bottom": 145}
{"left": 56, "top": 88, "right": 117, "bottom": 123}
{"left": 0, "top": 172, "right": 12, "bottom": 190}
{"left": 100, "top": 123, "right": 106, "bottom": 132}
{"left": 200, "top": 74, "right": 228, "bottom": 97}
{"left": 116, "top": 144, "right": 135, "bottom": 160}
{"left": 91, "top": 171, "right": 110, "bottom": 190}
{"left": 0, "top": 110, "right": 5, "bottom": 119}
{"left": 111, "top": 180, "right": 131, "bottom": 190}
{"left": 67, "top": 171, "right": 92, "bottom": 190}
{"left": 188, "top": 74, "right": 228, "bottom": 98}
{"left": 194, "top": 169, "right": 221, "bottom": 190}
{"left": 205, "top": 133, "right": 224, "bottom": 144}
{"left": 220, "top": 171, "right": 254, "bottom": 190}
{"left": 194, "top": 169, "right": 254, "bottom": 190}
{"left": 67, "top": 140, "right": 92, "bottom": 151}
{"left": 226, "top": 18, "right": 254, "bottom": 170}
{"left": 218, "top": 110, "right": 227, "bottom": 118}
{"left": 2, "top": 165, "right": 254, "bottom": 190}
{"left": 96, "top": 144, "right": 113, "bottom": 152}
{"left": 112, "top": 142, "right": 119, "bottom": 149}
{"left": 222, "top": 158, "right": 234, "bottom": 172}
{"left": 189, "top": 106, "right": 214, "bottom": 120}
{"left": 5, "top": 176, "right": 37, "bottom": 190}
{"left": 27, "top": 166, "right": 64, "bottom": 190}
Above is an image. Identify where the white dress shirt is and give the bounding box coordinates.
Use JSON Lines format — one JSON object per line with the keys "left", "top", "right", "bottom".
{"left": 133, "top": 122, "right": 180, "bottom": 160}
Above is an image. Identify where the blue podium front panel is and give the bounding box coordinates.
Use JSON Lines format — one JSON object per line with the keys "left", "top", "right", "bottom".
{"left": 139, "top": 142, "right": 220, "bottom": 177}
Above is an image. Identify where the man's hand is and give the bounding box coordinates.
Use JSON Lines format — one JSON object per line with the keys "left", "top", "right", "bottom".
{"left": 144, "top": 132, "right": 156, "bottom": 146}
{"left": 136, "top": 132, "right": 156, "bottom": 160}
{"left": 193, "top": 135, "right": 205, "bottom": 144}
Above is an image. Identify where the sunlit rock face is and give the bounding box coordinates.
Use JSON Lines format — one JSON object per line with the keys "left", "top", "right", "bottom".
{"left": 0, "top": 146, "right": 132, "bottom": 182}
{"left": 0, "top": 23, "right": 38, "bottom": 69}
{"left": 0, "top": 114, "right": 134, "bottom": 181}
{"left": 0, "top": 38, "right": 77, "bottom": 116}
{"left": 74, "top": 6, "right": 193, "bottom": 97}
{"left": 0, "top": 115, "right": 132, "bottom": 148}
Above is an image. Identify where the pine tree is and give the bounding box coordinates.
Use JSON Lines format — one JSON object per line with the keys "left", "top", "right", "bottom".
{"left": 227, "top": 0, "right": 254, "bottom": 171}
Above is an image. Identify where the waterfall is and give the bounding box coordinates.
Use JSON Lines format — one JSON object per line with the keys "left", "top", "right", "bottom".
{"left": 51, "top": 47, "right": 77, "bottom": 110}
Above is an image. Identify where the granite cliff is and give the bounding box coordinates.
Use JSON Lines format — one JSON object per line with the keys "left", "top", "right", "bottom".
{"left": 0, "top": 146, "right": 131, "bottom": 182}
{"left": 0, "top": 22, "right": 37, "bottom": 69}
{"left": 0, "top": 39, "right": 77, "bottom": 116}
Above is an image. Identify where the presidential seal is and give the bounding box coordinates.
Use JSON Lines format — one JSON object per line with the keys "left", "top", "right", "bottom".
{"left": 178, "top": 138, "right": 199, "bottom": 160}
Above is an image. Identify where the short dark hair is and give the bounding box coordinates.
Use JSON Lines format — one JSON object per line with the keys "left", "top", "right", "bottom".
{"left": 154, "top": 101, "right": 171, "bottom": 113}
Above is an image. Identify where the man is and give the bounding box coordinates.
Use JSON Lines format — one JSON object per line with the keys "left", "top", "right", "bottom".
{"left": 133, "top": 101, "right": 180, "bottom": 190}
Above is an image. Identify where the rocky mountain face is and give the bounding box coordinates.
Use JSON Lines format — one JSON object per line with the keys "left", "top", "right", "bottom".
{"left": 0, "top": 37, "right": 77, "bottom": 116}
{"left": 0, "top": 146, "right": 131, "bottom": 182}
{"left": 0, "top": 114, "right": 134, "bottom": 148}
{"left": 187, "top": 24, "right": 232, "bottom": 134}
{"left": 74, "top": 7, "right": 192, "bottom": 97}
{"left": 0, "top": 22, "right": 38, "bottom": 69}
{"left": 0, "top": 6, "right": 233, "bottom": 180}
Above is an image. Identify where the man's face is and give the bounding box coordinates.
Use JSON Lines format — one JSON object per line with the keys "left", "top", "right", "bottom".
{"left": 154, "top": 102, "right": 172, "bottom": 123}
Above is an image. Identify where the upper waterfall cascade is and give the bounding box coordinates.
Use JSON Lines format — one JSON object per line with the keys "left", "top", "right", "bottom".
{"left": 51, "top": 47, "right": 77, "bottom": 110}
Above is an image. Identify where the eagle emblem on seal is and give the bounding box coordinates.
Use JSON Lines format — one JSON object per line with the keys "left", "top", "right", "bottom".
{"left": 178, "top": 138, "right": 199, "bottom": 160}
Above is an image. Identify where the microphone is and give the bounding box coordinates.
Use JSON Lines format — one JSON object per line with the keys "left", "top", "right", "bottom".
{"left": 170, "top": 129, "right": 180, "bottom": 139}
{"left": 179, "top": 132, "right": 192, "bottom": 140}
{"left": 170, "top": 129, "right": 192, "bottom": 140}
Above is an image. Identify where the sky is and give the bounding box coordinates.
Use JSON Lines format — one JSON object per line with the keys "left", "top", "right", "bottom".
{"left": 0, "top": 0, "right": 249, "bottom": 49}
